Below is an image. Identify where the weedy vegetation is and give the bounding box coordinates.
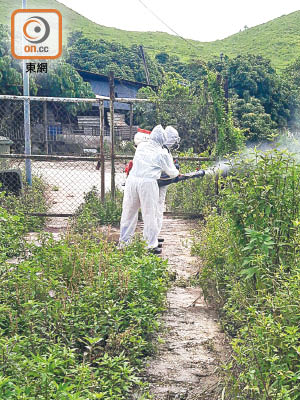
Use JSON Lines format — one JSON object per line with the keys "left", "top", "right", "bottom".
{"left": 166, "top": 150, "right": 218, "bottom": 216}
{"left": 0, "top": 183, "right": 168, "bottom": 399}
{"left": 0, "top": 175, "right": 48, "bottom": 262}
{"left": 192, "top": 150, "right": 300, "bottom": 399}
{"left": 72, "top": 187, "right": 123, "bottom": 233}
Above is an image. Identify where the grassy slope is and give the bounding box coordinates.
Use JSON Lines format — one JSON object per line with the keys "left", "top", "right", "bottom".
{"left": 1, "top": 0, "right": 300, "bottom": 69}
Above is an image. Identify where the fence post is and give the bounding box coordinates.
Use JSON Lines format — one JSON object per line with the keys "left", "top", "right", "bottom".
{"left": 22, "top": 0, "right": 32, "bottom": 186}
{"left": 43, "top": 102, "right": 48, "bottom": 154}
{"left": 109, "top": 71, "right": 116, "bottom": 200}
{"left": 129, "top": 102, "right": 133, "bottom": 141}
{"left": 99, "top": 100, "right": 105, "bottom": 202}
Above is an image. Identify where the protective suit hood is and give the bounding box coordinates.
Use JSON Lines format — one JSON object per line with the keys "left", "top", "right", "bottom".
{"left": 149, "top": 125, "right": 166, "bottom": 146}
{"left": 165, "top": 126, "right": 180, "bottom": 149}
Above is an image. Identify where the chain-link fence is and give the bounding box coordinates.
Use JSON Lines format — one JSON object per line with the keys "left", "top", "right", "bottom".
{"left": 0, "top": 94, "right": 144, "bottom": 216}
{"left": 0, "top": 94, "right": 214, "bottom": 217}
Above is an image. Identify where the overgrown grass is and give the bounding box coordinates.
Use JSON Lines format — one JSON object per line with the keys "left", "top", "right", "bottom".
{"left": 0, "top": 202, "right": 25, "bottom": 262}
{"left": 0, "top": 231, "right": 168, "bottom": 399}
{"left": 0, "top": 179, "right": 169, "bottom": 398}
{"left": 72, "top": 187, "right": 123, "bottom": 232}
{"left": 193, "top": 150, "right": 300, "bottom": 399}
{"left": 0, "top": 175, "right": 48, "bottom": 262}
{"left": 0, "top": 175, "right": 48, "bottom": 232}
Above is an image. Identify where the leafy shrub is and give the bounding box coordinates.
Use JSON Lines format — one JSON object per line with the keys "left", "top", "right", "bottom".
{"left": 0, "top": 173, "right": 48, "bottom": 264}
{"left": 193, "top": 150, "right": 300, "bottom": 399}
{"left": 72, "top": 187, "right": 123, "bottom": 232}
{"left": 166, "top": 150, "right": 218, "bottom": 215}
{"left": 0, "top": 203, "right": 25, "bottom": 262}
{"left": 0, "top": 231, "right": 168, "bottom": 399}
{"left": 115, "top": 140, "right": 136, "bottom": 155}
{"left": 0, "top": 174, "right": 48, "bottom": 232}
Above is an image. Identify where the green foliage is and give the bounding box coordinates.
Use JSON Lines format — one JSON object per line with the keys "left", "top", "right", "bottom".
{"left": 283, "top": 57, "right": 300, "bottom": 130}
{"left": 66, "top": 32, "right": 163, "bottom": 85}
{"left": 0, "top": 230, "right": 168, "bottom": 399}
{"left": 115, "top": 140, "right": 136, "bottom": 156}
{"left": 36, "top": 61, "right": 94, "bottom": 104}
{"left": 0, "top": 175, "right": 48, "bottom": 233}
{"left": 207, "top": 72, "right": 244, "bottom": 155}
{"left": 231, "top": 95, "right": 276, "bottom": 141}
{"left": 0, "top": 24, "right": 22, "bottom": 95}
{"left": 72, "top": 187, "right": 123, "bottom": 232}
{"left": 136, "top": 72, "right": 243, "bottom": 155}
{"left": 0, "top": 202, "right": 25, "bottom": 262}
{"left": 0, "top": 174, "right": 47, "bottom": 262}
{"left": 155, "top": 55, "right": 208, "bottom": 82}
{"left": 193, "top": 150, "right": 300, "bottom": 399}
{"left": 207, "top": 54, "right": 300, "bottom": 141}
{"left": 0, "top": 175, "right": 47, "bottom": 262}
{"left": 34, "top": 61, "right": 95, "bottom": 120}
{"left": 166, "top": 149, "right": 217, "bottom": 215}
{"left": 226, "top": 55, "right": 292, "bottom": 126}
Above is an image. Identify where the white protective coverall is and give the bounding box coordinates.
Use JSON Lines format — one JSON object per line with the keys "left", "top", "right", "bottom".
{"left": 157, "top": 126, "right": 181, "bottom": 235}
{"left": 119, "top": 125, "right": 179, "bottom": 248}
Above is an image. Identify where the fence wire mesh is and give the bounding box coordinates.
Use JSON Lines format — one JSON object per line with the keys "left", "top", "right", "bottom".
{"left": 0, "top": 96, "right": 138, "bottom": 215}
{"left": 0, "top": 95, "right": 214, "bottom": 216}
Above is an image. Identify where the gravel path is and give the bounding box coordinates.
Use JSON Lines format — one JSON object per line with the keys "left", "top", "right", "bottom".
{"left": 139, "top": 218, "right": 229, "bottom": 400}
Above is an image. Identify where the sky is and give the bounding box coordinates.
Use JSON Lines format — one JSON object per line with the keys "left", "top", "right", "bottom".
{"left": 57, "top": 0, "right": 300, "bottom": 42}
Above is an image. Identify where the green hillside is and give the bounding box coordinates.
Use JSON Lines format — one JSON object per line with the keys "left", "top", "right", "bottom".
{"left": 1, "top": 0, "right": 300, "bottom": 69}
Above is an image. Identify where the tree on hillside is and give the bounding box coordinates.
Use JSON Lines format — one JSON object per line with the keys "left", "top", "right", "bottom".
{"left": 0, "top": 24, "right": 22, "bottom": 95}
{"left": 231, "top": 95, "right": 276, "bottom": 141}
{"left": 35, "top": 62, "right": 94, "bottom": 100}
{"left": 66, "top": 31, "right": 163, "bottom": 85}
{"left": 225, "top": 55, "right": 291, "bottom": 126}
{"left": 155, "top": 53, "right": 208, "bottom": 83}
{"left": 283, "top": 58, "right": 300, "bottom": 129}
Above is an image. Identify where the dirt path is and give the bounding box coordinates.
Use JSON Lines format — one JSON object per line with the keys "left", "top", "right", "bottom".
{"left": 140, "top": 218, "right": 229, "bottom": 400}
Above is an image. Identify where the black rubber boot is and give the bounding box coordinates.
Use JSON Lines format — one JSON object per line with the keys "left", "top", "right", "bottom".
{"left": 157, "top": 243, "right": 163, "bottom": 248}
{"left": 148, "top": 247, "right": 162, "bottom": 255}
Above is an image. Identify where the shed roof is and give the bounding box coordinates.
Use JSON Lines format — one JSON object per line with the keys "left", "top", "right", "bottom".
{"left": 76, "top": 69, "right": 157, "bottom": 89}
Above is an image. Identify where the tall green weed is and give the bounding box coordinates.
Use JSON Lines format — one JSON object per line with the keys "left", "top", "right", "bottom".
{"left": 193, "top": 150, "right": 300, "bottom": 399}
{"left": 0, "top": 232, "right": 168, "bottom": 399}
{"left": 72, "top": 187, "right": 123, "bottom": 232}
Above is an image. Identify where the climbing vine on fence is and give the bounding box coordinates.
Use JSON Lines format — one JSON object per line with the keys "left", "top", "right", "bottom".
{"left": 135, "top": 71, "right": 244, "bottom": 157}
{"left": 207, "top": 71, "right": 244, "bottom": 156}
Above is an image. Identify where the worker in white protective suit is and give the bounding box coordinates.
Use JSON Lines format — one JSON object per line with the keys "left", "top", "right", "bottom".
{"left": 119, "top": 125, "right": 179, "bottom": 253}
{"left": 157, "top": 126, "right": 181, "bottom": 236}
